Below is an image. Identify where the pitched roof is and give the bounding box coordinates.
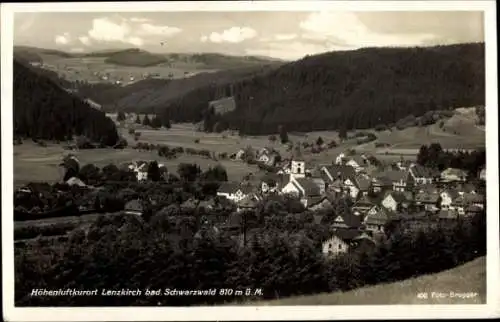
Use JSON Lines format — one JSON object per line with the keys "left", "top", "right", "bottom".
{"left": 454, "top": 193, "right": 485, "bottom": 205}
{"left": 353, "top": 195, "right": 377, "bottom": 208}
{"left": 442, "top": 168, "right": 468, "bottom": 177}
{"left": 218, "top": 182, "right": 241, "bottom": 194}
{"left": 410, "top": 164, "right": 435, "bottom": 178}
{"left": 385, "top": 191, "right": 411, "bottom": 203}
{"left": 465, "top": 204, "right": 483, "bottom": 213}
{"left": 364, "top": 207, "right": 397, "bottom": 225}
{"left": 379, "top": 170, "right": 410, "bottom": 183}
{"left": 238, "top": 195, "right": 259, "bottom": 208}
{"left": 333, "top": 211, "right": 363, "bottom": 228}
{"left": 66, "top": 177, "right": 86, "bottom": 187}
{"left": 353, "top": 174, "right": 371, "bottom": 190}
{"left": 415, "top": 191, "right": 440, "bottom": 203}
{"left": 322, "top": 165, "right": 356, "bottom": 182}
{"left": 442, "top": 189, "right": 460, "bottom": 200}
{"left": 348, "top": 155, "right": 367, "bottom": 166}
{"left": 295, "top": 177, "right": 321, "bottom": 196}
{"left": 124, "top": 199, "right": 143, "bottom": 212}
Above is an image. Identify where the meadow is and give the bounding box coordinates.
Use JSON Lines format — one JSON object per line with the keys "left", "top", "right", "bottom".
{"left": 38, "top": 54, "right": 219, "bottom": 84}
{"left": 243, "top": 256, "right": 486, "bottom": 305}
{"left": 14, "top": 106, "right": 485, "bottom": 187}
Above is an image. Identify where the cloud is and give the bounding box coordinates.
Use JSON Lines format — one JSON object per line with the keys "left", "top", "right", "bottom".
{"left": 130, "top": 17, "right": 151, "bottom": 23}
{"left": 299, "top": 12, "right": 436, "bottom": 48}
{"left": 137, "top": 23, "right": 182, "bottom": 36}
{"left": 201, "top": 27, "right": 257, "bottom": 44}
{"left": 54, "top": 32, "right": 70, "bottom": 45}
{"left": 246, "top": 40, "right": 349, "bottom": 61}
{"left": 70, "top": 47, "right": 85, "bottom": 53}
{"left": 79, "top": 36, "right": 91, "bottom": 46}
{"left": 275, "top": 34, "right": 297, "bottom": 41}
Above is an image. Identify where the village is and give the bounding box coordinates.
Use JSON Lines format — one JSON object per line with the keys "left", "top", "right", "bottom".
{"left": 16, "top": 140, "right": 485, "bottom": 261}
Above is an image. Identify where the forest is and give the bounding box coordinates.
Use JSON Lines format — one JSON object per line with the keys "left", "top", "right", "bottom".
{"left": 13, "top": 60, "right": 119, "bottom": 145}
{"left": 159, "top": 43, "right": 485, "bottom": 134}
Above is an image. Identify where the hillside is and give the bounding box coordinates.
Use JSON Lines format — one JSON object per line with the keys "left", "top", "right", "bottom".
{"left": 103, "top": 48, "right": 168, "bottom": 67}
{"left": 244, "top": 256, "right": 486, "bottom": 305}
{"left": 13, "top": 60, "right": 119, "bottom": 145}
{"left": 159, "top": 43, "right": 485, "bottom": 135}
{"left": 76, "top": 64, "right": 276, "bottom": 113}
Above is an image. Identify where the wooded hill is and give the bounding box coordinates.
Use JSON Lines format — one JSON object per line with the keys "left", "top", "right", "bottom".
{"left": 160, "top": 43, "right": 485, "bottom": 135}
{"left": 13, "top": 60, "right": 119, "bottom": 145}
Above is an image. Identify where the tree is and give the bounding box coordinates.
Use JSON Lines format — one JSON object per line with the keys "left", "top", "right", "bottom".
{"left": 147, "top": 161, "right": 161, "bottom": 182}
{"left": 269, "top": 135, "right": 277, "bottom": 143}
{"left": 316, "top": 136, "right": 324, "bottom": 146}
{"left": 135, "top": 115, "right": 141, "bottom": 124}
{"left": 142, "top": 115, "right": 151, "bottom": 127}
{"left": 177, "top": 163, "right": 201, "bottom": 182}
{"left": 117, "top": 111, "right": 126, "bottom": 122}
{"left": 78, "top": 163, "right": 100, "bottom": 183}
{"left": 338, "top": 126, "right": 348, "bottom": 140}
{"left": 163, "top": 118, "right": 172, "bottom": 129}
{"left": 278, "top": 125, "right": 289, "bottom": 144}
{"left": 151, "top": 116, "right": 162, "bottom": 129}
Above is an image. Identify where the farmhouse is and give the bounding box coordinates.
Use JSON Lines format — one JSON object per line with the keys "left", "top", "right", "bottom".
{"left": 441, "top": 168, "right": 468, "bottom": 182}
{"left": 345, "top": 155, "right": 368, "bottom": 173}
{"left": 343, "top": 174, "right": 372, "bottom": 199}
{"left": 363, "top": 207, "right": 397, "bottom": 234}
{"left": 414, "top": 191, "right": 440, "bottom": 212}
{"left": 208, "top": 96, "right": 236, "bottom": 115}
{"left": 322, "top": 229, "right": 363, "bottom": 258}
{"left": 440, "top": 189, "right": 460, "bottom": 211}
{"left": 351, "top": 195, "right": 378, "bottom": 216}
{"left": 409, "top": 164, "right": 436, "bottom": 185}
{"left": 321, "top": 164, "right": 356, "bottom": 184}
{"left": 331, "top": 208, "right": 363, "bottom": 230}
{"left": 217, "top": 182, "right": 253, "bottom": 202}
{"left": 377, "top": 170, "right": 414, "bottom": 192}
{"left": 260, "top": 173, "right": 287, "bottom": 194}
{"left": 381, "top": 191, "right": 413, "bottom": 212}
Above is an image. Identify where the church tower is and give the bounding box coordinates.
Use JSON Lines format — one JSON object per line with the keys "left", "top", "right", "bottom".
{"left": 290, "top": 147, "right": 306, "bottom": 180}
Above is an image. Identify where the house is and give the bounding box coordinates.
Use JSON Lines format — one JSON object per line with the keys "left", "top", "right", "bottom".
{"left": 217, "top": 182, "right": 253, "bottom": 202}
{"left": 260, "top": 173, "right": 287, "bottom": 194}
{"left": 371, "top": 176, "right": 392, "bottom": 193}
{"left": 234, "top": 149, "right": 246, "bottom": 161}
{"left": 479, "top": 167, "right": 486, "bottom": 181}
{"left": 124, "top": 199, "right": 144, "bottom": 216}
{"left": 409, "top": 164, "right": 436, "bottom": 185}
{"left": 128, "top": 161, "right": 149, "bottom": 181}
{"left": 344, "top": 174, "right": 372, "bottom": 199}
{"left": 457, "top": 183, "right": 477, "bottom": 195}
{"left": 381, "top": 191, "right": 413, "bottom": 212}
{"left": 282, "top": 177, "right": 322, "bottom": 207}
{"left": 396, "top": 159, "right": 414, "bottom": 171}
{"left": 363, "top": 207, "right": 398, "bottom": 234}
{"left": 414, "top": 191, "right": 440, "bottom": 212}
{"left": 331, "top": 208, "right": 363, "bottom": 230}
{"left": 66, "top": 177, "right": 87, "bottom": 187}
{"left": 237, "top": 194, "right": 260, "bottom": 212}
{"left": 441, "top": 168, "right": 468, "bottom": 183}
{"left": 378, "top": 170, "right": 414, "bottom": 192}
{"left": 452, "top": 193, "right": 485, "bottom": 215}
{"left": 258, "top": 149, "right": 280, "bottom": 167}
{"left": 322, "top": 229, "right": 363, "bottom": 258}
{"left": 321, "top": 164, "right": 357, "bottom": 185}
{"left": 345, "top": 155, "right": 368, "bottom": 173}
{"left": 465, "top": 204, "right": 483, "bottom": 217}
{"left": 351, "top": 195, "right": 377, "bottom": 217}
{"left": 180, "top": 198, "right": 199, "bottom": 211}
{"left": 311, "top": 177, "right": 326, "bottom": 195}
{"left": 351, "top": 233, "right": 377, "bottom": 253}
{"left": 440, "top": 189, "right": 460, "bottom": 210}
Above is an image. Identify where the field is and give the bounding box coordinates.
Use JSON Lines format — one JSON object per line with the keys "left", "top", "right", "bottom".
{"left": 37, "top": 54, "right": 220, "bottom": 84}
{"left": 14, "top": 106, "right": 485, "bottom": 187}
{"left": 242, "top": 256, "right": 486, "bottom": 305}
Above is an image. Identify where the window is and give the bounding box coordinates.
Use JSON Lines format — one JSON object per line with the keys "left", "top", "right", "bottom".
{"left": 338, "top": 244, "right": 342, "bottom": 250}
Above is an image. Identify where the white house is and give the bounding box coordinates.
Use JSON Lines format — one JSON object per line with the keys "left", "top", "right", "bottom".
{"left": 409, "top": 164, "right": 435, "bottom": 185}
{"left": 441, "top": 168, "right": 468, "bottom": 182}
{"left": 217, "top": 182, "right": 253, "bottom": 202}
{"left": 381, "top": 191, "right": 412, "bottom": 212}
{"left": 440, "top": 190, "right": 460, "bottom": 211}
{"left": 345, "top": 155, "right": 368, "bottom": 173}
{"left": 322, "top": 235, "right": 350, "bottom": 258}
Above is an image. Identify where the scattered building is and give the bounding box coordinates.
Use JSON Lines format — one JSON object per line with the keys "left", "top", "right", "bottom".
{"left": 441, "top": 168, "right": 468, "bottom": 183}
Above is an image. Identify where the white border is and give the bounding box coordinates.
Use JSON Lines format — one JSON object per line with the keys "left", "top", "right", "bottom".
{"left": 2, "top": 1, "right": 499, "bottom": 321}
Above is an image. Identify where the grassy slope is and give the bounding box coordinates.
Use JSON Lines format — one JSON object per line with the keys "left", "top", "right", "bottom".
{"left": 243, "top": 256, "right": 486, "bottom": 305}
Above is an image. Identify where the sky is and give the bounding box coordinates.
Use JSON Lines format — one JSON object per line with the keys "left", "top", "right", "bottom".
{"left": 14, "top": 11, "right": 484, "bottom": 60}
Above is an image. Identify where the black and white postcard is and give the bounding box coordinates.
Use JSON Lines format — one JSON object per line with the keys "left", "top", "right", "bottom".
{"left": 2, "top": 1, "right": 499, "bottom": 321}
